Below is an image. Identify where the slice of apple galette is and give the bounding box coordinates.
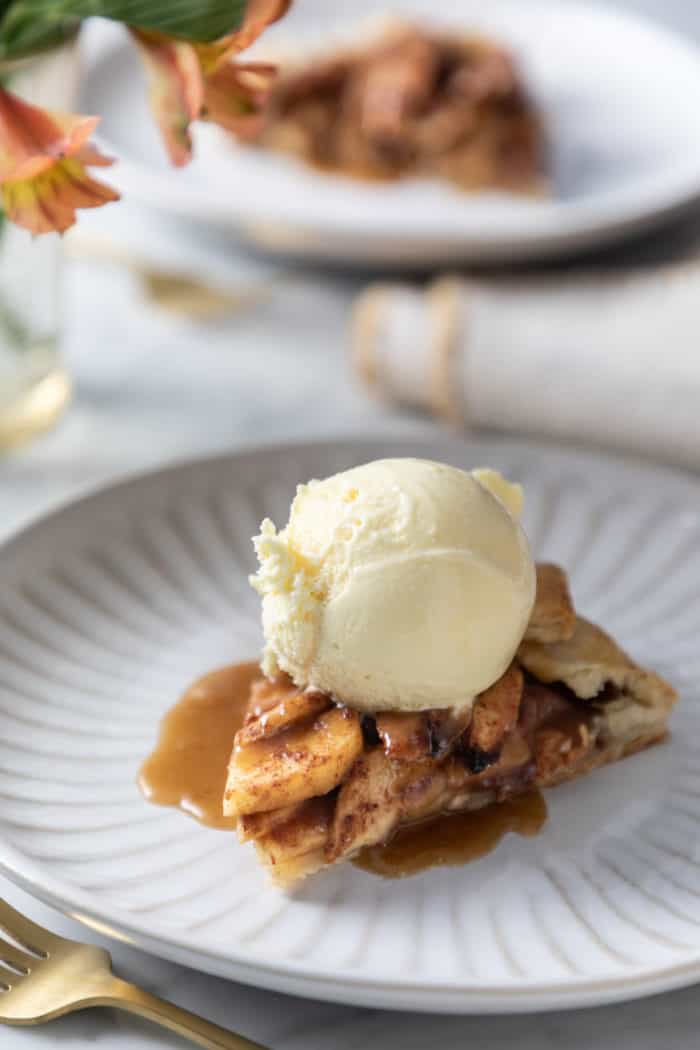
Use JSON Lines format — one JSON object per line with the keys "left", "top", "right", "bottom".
{"left": 225, "top": 561, "right": 676, "bottom": 885}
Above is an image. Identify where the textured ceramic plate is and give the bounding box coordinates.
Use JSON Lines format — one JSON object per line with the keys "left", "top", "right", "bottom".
{"left": 83, "top": 0, "right": 700, "bottom": 265}
{"left": 1, "top": 436, "right": 700, "bottom": 1013}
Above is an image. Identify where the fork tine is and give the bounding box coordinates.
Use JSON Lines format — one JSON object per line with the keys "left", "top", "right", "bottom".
{"left": 0, "top": 900, "right": 59, "bottom": 957}
{"left": 0, "top": 935, "right": 33, "bottom": 976}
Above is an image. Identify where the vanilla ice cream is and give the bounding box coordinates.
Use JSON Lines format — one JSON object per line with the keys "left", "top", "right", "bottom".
{"left": 250, "top": 458, "right": 535, "bottom": 713}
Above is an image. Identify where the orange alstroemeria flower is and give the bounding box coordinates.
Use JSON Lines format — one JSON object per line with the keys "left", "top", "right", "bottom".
{"left": 131, "top": 30, "right": 204, "bottom": 168}
{"left": 0, "top": 89, "right": 119, "bottom": 235}
{"left": 135, "top": 0, "right": 290, "bottom": 165}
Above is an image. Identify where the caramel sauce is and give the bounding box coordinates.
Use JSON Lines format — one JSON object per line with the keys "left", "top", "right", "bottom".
{"left": 354, "top": 792, "right": 547, "bottom": 879}
{"left": 139, "top": 661, "right": 261, "bottom": 830}
{"left": 140, "top": 660, "right": 548, "bottom": 878}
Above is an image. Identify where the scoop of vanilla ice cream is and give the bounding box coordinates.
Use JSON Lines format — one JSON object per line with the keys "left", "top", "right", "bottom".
{"left": 250, "top": 458, "right": 535, "bottom": 713}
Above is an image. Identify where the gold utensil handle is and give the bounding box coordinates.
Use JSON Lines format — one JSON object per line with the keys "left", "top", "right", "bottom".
{"left": 97, "top": 976, "right": 268, "bottom": 1050}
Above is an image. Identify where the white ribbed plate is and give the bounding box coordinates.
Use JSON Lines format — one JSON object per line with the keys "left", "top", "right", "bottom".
{"left": 1, "top": 436, "right": 700, "bottom": 1014}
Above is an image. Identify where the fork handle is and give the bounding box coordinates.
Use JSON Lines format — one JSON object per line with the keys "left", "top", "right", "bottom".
{"left": 94, "top": 976, "right": 268, "bottom": 1050}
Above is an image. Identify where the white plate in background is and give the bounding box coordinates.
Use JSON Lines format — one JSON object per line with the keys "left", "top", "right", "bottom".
{"left": 81, "top": 0, "right": 700, "bottom": 265}
{"left": 0, "top": 435, "right": 699, "bottom": 1012}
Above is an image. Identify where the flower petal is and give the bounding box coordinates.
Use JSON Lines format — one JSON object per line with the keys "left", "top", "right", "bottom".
{"left": 2, "top": 178, "right": 70, "bottom": 235}
{"left": 196, "top": 0, "right": 291, "bottom": 74}
{"left": 51, "top": 112, "right": 101, "bottom": 155}
{"left": 0, "top": 88, "right": 102, "bottom": 180}
{"left": 74, "top": 142, "right": 116, "bottom": 168}
{"left": 2, "top": 154, "right": 119, "bottom": 235}
{"left": 131, "top": 29, "right": 204, "bottom": 166}
{"left": 201, "top": 61, "right": 276, "bottom": 137}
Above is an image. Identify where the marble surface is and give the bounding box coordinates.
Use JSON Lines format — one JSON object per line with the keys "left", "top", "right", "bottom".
{"left": 4, "top": 2, "right": 700, "bottom": 1046}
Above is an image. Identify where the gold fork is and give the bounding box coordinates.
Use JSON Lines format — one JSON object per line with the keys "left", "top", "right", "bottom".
{"left": 0, "top": 899, "right": 267, "bottom": 1048}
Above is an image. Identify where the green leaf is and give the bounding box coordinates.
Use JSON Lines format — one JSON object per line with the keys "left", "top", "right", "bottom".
{"left": 0, "top": 0, "right": 248, "bottom": 59}
{"left": 0, "top": 14, "right": 79, "bottom": 60}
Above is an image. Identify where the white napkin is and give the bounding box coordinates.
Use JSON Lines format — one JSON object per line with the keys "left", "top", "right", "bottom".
{"left": 352, "top": 263, "right": 700, "bottom": 468}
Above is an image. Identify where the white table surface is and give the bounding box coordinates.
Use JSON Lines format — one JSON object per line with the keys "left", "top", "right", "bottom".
{"left": 5, "top": 3, "right": 700, "bottom": 1046}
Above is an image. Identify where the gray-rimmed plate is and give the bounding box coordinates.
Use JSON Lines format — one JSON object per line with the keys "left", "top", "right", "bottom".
{"left": 0, "top": 436, "right": 698, "bottom": 1012}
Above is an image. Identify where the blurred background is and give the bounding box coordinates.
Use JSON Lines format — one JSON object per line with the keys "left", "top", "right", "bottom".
{"left": 4, "top": 0, "right": 700, "bottom": 535}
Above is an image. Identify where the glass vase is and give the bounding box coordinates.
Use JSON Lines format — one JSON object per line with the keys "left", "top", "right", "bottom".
{"left": 0, "top": 42, "right": 79, "bottom": 450}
